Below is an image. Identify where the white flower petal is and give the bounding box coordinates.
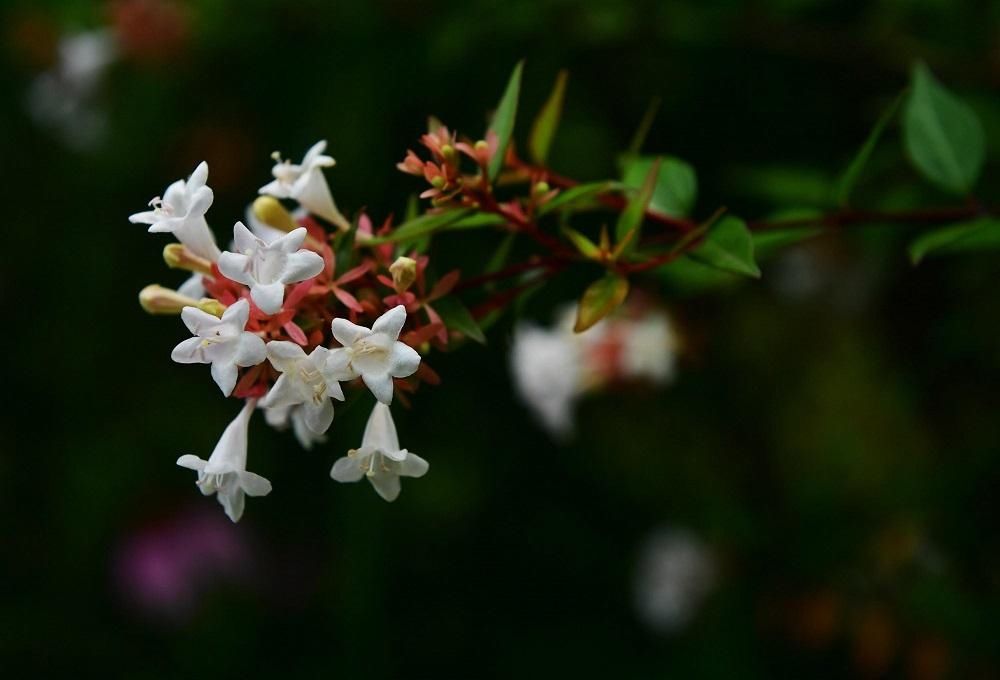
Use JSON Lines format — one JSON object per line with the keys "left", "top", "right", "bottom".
{"left": 331, "top": 318, "right": 369, "bottom": 347}
{"left": 211, "top": 360, "right": 239, "bottom": 396}
{"left": 171, "top": 336, "right": 207, "bottom": 364}
{"left": 221, "top": 298, "right": 252, "bottom": 329}
{"left": 362, "top": 402, "right": 401, "bottom": 452}
{"left": 363, "top": 371, "right": 395, "bottom": 404}
{"left": 266, "top": 340, "right": 307, "bottom": 371}
{"left": 330, "top": 455, "right": 365, "bottom": 483}
{"left": 304, "top": 399, "right": 334, "bottom": 434}
{"left": 280, "top": 249, "right": 324, "bottom": 284}
{"left": 219, "top": 486, "right": 245, "bottom": 522}
{"left": 398, "top": 452, "right": 430, "bottom": 478}
{"left": 388, "top": 342, "right": 421, "bottom": 378}
{"left": 181, "top": 305, "right": 222, "bottom": 336}
{"left": 324, "top": 347, "right": 357, "bottom": 380}
{"left": 217, "top": 251, "right": 253, "bottom": 285}
{"left": 261, "top": 373, "right": 300, "bottom": 409}
{"left": 238, "top": 471, "right": 272, "bottom": 497}
{"left": 369, "top": 471, "right": 402, "bottom": 502}
{"left": 250, "top": 281, "right": 286, "bottom": 315}
{"left": 176, "top": 454, "right": 207, "bottom": 471}
{"left": 372, "top": 305, "right": 407, "bottom": 339}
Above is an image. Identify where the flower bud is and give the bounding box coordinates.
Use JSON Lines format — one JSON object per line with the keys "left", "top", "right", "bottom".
{"left": 197, "top": 298, "right": 227, "bottom": 317}
{"left": 532, "top": 181, "right": 551, "bottom": 198}
{"left": 139, "top": 284, "right": 199, "bottom": 315}
{"left": 163, "top": 243, "right": 213, "bottom": 276}
{"left": 252, "top": 196, "right": 299, "bottom": 233}
{"left": 441, "top": 144, "right": 456, "bottom": 162}
{"left": 430, "top": 175, "right": 446, "bottom": 189}
{"left": 389, "top": 256, "right": 418, "bottom": 293}
{"left": 474, "top": 140, "right": 489, "bottom": 152}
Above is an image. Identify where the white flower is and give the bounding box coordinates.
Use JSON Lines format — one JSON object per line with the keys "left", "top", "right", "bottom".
{"left": 177, "top": 399, "right": 272, "bottom": 522}
{"left": 171, "top": 298, "right": 266, "bottom": 396}
{"left": 509, "top": 323, "right": 582, "bottom": 438}
{"left": 330, "top": 402, "right": 429, "bottom": 501}
{"left": 620, "top": 312, "right": 677, "bottom": 384}
{"left": 177, "top": 272, "right": 206, "bottom": 300}
{"left": 217, "top": 222, "right": 324, "bottom": 315}
{"left": 129, "top": 162, "right": 221, "bottom": 261}
{"left": 259, "top": 140, "right": 350, "bottom": 231}
{"left": 326, "top": 305, "right": 421, "bottom": 404}
{"left": 633, "top": 528, "right": 715, "bottom": 634}
{"left": 260, "top": 341, "right": 345, "bottom": 435}
{"left": 263, "top": 403, "right": 327, "bottom": 450}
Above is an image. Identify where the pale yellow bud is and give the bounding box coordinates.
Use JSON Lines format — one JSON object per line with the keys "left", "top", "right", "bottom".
{"left": 163, "top": 243, "right": 213, "bottom": 276}
{"left": 389, "top": 256, "right": 418, "bottom": 293}
{"left": 139, "top": 285, "right": 200, "bottom": 315}
{"left": 197, "top": 298, "right": 227, "bottom": 317}
{"left": 252, "top": 196, "right": 299, "bottom": 233}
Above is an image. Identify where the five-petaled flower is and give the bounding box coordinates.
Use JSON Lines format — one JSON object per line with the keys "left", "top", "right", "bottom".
{"left": 129, "top": 161, "right": 221, "bottom": 261}
{"left": 326, "top": 305, "right": 421, "bottom": 404}
{"left": 217, "top": 222, "right": 324, "bottom": 315}
{"left": 171, "top": 298, "right": 266, "bottom": 396}
{"left": 259, "top": 140, "right": 350, "bottom": 231}
{"left": 261, "top": 341, "right": 345, "bottom": 436}
{"left": 177, "top": 399, "right": 272, "bottom": 522}
{"left": 330, "top": 401, "right": 429, "bottom": 501}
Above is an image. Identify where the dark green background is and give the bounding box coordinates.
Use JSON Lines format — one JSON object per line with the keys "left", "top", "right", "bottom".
{"left": 3, "top": 0, "right": 1000, "bottom": 677}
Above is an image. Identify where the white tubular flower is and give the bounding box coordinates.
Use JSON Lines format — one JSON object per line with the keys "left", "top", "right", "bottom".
{"left": 259, "top": 140, "right": 350, "bottom": 231}
{"left": 330, "top": 402, "right": 428, "bottom": 502}
{"left": 129, "top": 162, "right": 222, "bottom": 261}
{"left": 326, "top": 305, "right": 421, "bottom": 404}
{"left": 263, "top": 403, "right": 327, "bottom": 450}
{"left": 171, "top": 298, "right": 266, "bottom": 396}
{"left": 177, "top": 400, "right": 272, "bottom": 522}
{"left": 620, "top": 312, "right": 677, "bottom": 384}
{"left": 217, "top": 222, "right": 324, "bottom": 315}
{"left": 260, "top": 341, "right": 345, "bottom": 435}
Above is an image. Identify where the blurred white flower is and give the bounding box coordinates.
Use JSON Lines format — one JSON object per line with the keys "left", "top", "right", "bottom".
{"left": 129, "top": 162, "right": 222, "bottom": 261}
{"left": 171, "top": 298, "right": 266, "bottom": 396}
{"left": 262, "top": 403, "right": 327, "bottom": 450}
{"left": 330, "top": 402, "right": 429, "bottom": 501}
{"left": 633, "top": 528, "right": 715, "bottom": 634}
{"left": 510, "top": 300, "right": 678, "bottom": 437}
{"left": 26, "top": 29, "right": 118, "bottom": 150}
{"left": 259, "top": 140, "right": 351, "bottom": 231}
{"left": 177, "top": 400, "right": 272, "bottom": 522}
{"left": 217, "top": 222, "right": 324, "bottom": 314}
{"left": 326, "top": 305, "right": 421, "bottom": 404}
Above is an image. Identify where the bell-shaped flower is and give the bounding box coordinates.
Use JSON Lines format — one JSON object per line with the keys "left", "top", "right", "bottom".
{"left": 326, "top": 305, "right": 421, "bottom": 404}
{"left": 129, "top": 161, "right": 222, "bottom": 261}
{"left": 260, "top": 341, "right": 345, "bottom": 435}
{"left": 330, "top": 402, "right": 428, "bottom": 502}
{"left": 177, "top": 400, "right": 271, "bottom": 522}
{"left": 217, "top": 222, "right": 324, "bottom": 315}
{"left": 171, "top": 298, "right": 266, "bottom": 396}
{"left": 259, "top": 140, "right": 350, "bottom": 231}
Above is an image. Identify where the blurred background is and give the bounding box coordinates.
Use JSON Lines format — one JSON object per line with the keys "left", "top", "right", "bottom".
{"left": 3, "top": 0, "right": 1000, "bottom": 677}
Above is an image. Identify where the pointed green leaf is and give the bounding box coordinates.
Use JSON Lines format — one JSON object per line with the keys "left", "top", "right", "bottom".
{"left": 528, "top": 70, "right": 568, "bottom": 165}
{"left": 627, "top": 96, "right": 661, "bottom": 155}
{"left": 537, "top": 181, "right": 617, "bottom": 216}
{"left": 621, "top": 155, "right": 697, "bottom": 218}
{"left": 615, "top": 158, "right": 661, "bottom": 254}
{"left": 688, "top": 216, "right": 760, "bottom": 278}
{"left": 368, "top": 209, "right": 471, "bottom": 245}
{"left": 903, "top": 62, "right": 985, "bottom": 195}
{"left": 836, "top": 92, "right": 903, "bottom": 206}
{"left": 433, "top": 296, "right": 486, "bottom": 344}
{"left": 752, "top": 226, "right": 823, "bottom": 259}
{"left": 488, "top": 60, "right": 525, "bottom": 181}
{"left": 561, "top": 226, "right": 601, "bottom": 259}
{"left": 909, "top": 217, "right": 1000, "bottom": 263}
{"left": 574, "top": 273, "right": 629, "bottom": 333}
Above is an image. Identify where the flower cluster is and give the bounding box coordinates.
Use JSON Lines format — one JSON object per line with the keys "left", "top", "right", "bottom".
{"left": 131, "top": 142, "right": 458, "bottom": 520}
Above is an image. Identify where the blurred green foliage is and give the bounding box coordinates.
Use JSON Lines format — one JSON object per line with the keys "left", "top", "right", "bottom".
{"left": 2, "top": 0, "right": 1000, "bottom": 677}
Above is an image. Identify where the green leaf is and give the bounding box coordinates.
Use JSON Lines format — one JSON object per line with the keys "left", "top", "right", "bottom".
{"left": 627, "top": 96, "right": 662, "bottom": 155}
{"left": 903, "top": 62, "right": 985, "bottom": 195}
{"left": 688, "top": 216, "right": 760, "bottom": 278}
{"left": 615, "top": 158, "right": 660, "bottom": 254}
{"left": 488, "top": 60, "right": 525, "bottom": 181}
{"left": 368, "top": 209, "right": 471, "bottom": 245}
{"left": 528, "top": 70, "right": 567, "bottom": 165}
{"left": 537, "top": 181, "right": 617, "bottom": 216}
{"left": 561, "top": 226, "right": 601, "bottom": 258}
{"left": 909, "top": 217, "right": 1000, "bottom": 263}
{"left": 448, "top": 213, "right": 507, "bottom": 229}
{"left": 621, "top": 155, "right": 697, "bottom": 218}
{"left": 836, "top": 92, "right": 903, "bottom": 206}
{"left": 433, "top": 296, "right": 486, "bottom": 344}
{"left": 574, "top": 273, "right": 629, "bottom": 333}
{"left": 753, "top": 226, "right": 823, "bottom": 259}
